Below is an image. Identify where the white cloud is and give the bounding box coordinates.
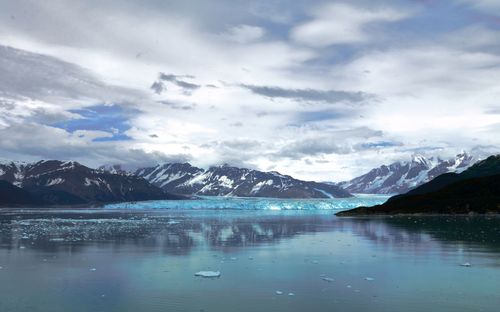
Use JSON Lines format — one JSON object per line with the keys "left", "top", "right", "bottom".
{"left": 326, "top": 29, "right": 500, "bottom": 169}
{"left": 222, "top": 25, "right": 265, "bottom": 43}
{"left": 457, "top": 0, "right": 500, "bottom": 13}
{"left": 290, "top": 3, "right": 410, "bottom": 47}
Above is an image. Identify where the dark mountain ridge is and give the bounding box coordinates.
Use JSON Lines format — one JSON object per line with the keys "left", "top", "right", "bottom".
{"left": 0, "top": 160, "right": 183, "bottom": 207}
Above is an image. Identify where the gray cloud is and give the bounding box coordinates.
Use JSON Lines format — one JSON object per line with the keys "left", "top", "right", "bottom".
{"left": 293, "top": 109, "right": 353, "bottom": 124}
{"left": 198, "top": 139, "right": 265, "bottom": 168}
{"left": 0, "top": 98, "right": 16, "bottom": 110}
{"left": 275, "top": 127, "right": 385, "bottom": 159}
{"left": 0, "top": 45, "right": 145, "bottom": 104}
{"left": 230, "top": 122, "right": 244, "bottom": 127}
{"left": 470, "top": 145, "right": 500, "bottom": 158}
{"left": 485, "top": 107, "right": 500, "bottom": 114}
{"left": 241, "top": 84, "right": 373, "bottom": 104}
{"left": 157, "top": 100, "right": 197, "bottom": 110}
{"left": 277, "top": 139, "right": 351, "bottom": 159}
{"left": 151, "top": 72, "right": 201, "bottom": 95}
{"left": 200, "top": 139, "right": 263, "bottom": 151}
{"left": 0, "top": 121, "right": 191, "bottom": 170}
{"left": 27, "top": 107, "right": 75, "bottom": 124}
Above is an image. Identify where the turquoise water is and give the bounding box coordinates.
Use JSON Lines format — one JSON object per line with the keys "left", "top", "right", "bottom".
{"left": 0, "top": 204, "right": 499, "bottom": 311}
{"left": 105, "top": 194, "right": 391, "bottom": 210}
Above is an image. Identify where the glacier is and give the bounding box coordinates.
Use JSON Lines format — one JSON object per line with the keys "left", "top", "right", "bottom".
{"left": 104, "top": 194, "right": 390, "bottom": 211}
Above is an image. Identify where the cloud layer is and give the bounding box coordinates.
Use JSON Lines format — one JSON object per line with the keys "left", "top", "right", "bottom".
{"left": 0, "top": 0, "right": 499, "bottom": 181}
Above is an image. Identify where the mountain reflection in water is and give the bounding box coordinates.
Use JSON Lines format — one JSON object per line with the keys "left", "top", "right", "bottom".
{"left": 0, "top": 210, "right": 499, "bottom": 312}
{"left": 0, "top": 210, "right": 498, "bottom": 254}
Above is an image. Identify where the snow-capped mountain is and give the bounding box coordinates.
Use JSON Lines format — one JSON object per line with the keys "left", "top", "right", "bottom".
{"left": 0, "top": 160, "right": 181, "bottom": 206}
{"left": 338, "top": 153, "right": 475, "bottom": 195}
{"left": 135, "top": 163, "right": 352, "bottom": 198}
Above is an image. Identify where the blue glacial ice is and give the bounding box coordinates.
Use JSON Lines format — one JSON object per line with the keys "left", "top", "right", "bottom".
{"left": 104, "top": 194, "right": 390, "bottom": 211}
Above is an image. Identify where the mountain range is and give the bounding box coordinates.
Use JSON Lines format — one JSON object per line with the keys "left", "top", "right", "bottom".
{"left": 0, "top": 160, "right": 181, "bottom": 207}
{"left": 336, "top": 155, "right": 500, "bottom": 215}
{"left": 0, "top": 152, "right": 490, "bottom": 208}
{"left": 0, "top": 159, "right": 352, "bottom": 207}
{"left": 337, "top": 153, "right": 475, "bottom": 194}
{"left": 134, "top": 163, "right": 351, "bottom": 198}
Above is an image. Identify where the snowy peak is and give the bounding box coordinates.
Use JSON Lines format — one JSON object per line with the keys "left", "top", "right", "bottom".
{"left": 135, "top": 163, "right": 352, "bottom": 199}
{"left": 339, "top": 153, "right": 477, "bottom": 195}
{"left": 411, "top": 154, "right": 428, "bottom": 166}
{"left": 98, "top": 164, "right": 131, "bottom": 176}
{"left": 134, "top": 163, "right": 204, "bottom": 190}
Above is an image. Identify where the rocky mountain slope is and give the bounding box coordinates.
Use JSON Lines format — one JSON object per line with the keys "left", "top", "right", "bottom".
{"left": 338, "top": 153, "right": 475, "bottom": 194}
{"left": 0, "top": 160, "right": 182, "bottom": 206}
{"left": 135, "top": 163, "right": 352, "bottom": 198}
{"left": 336, "top": 155, "right": 500, "bottom": 216}
{"left": 0, "top": 180, "right": 42, "bottom": 207}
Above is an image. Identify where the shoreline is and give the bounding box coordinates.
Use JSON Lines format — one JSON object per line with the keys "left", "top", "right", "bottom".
{"left": 1, "top": 206, "right": 499, "bottom": 218}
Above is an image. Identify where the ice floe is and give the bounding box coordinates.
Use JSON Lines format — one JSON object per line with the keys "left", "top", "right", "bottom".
{"left": 195, "top": 271, "right": 221, "bottom": 278}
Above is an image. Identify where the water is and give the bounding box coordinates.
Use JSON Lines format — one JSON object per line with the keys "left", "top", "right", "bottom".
{"left": 104, "top": 194, "right": 391, "bottom": 210}
{"left": 0, "top": 203, "right": 499, "bottom": 311}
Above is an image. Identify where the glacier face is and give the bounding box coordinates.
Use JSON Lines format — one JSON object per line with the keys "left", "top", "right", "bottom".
{"left": 135, "top": 163, "right": 351, "bottom": 199}
{"left": 338, "top": 153, "right": 475, "bottom": 195}
{"left": 105, "top": 194, "right": 390, "bottom": 211}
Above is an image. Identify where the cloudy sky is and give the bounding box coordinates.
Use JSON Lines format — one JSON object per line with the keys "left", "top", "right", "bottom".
{"left": 0, "top": 0, "right": 499, "bottom": 181}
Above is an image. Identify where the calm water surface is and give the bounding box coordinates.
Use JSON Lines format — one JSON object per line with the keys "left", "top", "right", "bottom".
{"left": 0, "top": 209, "right": 499, "bottom": 312}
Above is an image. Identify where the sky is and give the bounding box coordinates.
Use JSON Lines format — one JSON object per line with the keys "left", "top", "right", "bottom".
{"left": 0, "top": 0, "right": 499, "bottom": 182}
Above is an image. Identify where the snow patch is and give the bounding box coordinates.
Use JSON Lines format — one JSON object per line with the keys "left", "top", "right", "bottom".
{"left": 46, "top": 178, "right": 64, "bottom": 186}
{"left": 218, "top": 175, "right": 234, "bottom": 188}
{"left": 314, "top": 188, "right": 333, "bottom": 198}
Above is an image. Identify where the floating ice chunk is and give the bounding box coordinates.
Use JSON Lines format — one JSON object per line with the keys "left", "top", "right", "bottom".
{"left": 460, "top": 262, "right": 472, "bottom": 267}
{"left": 248, "top": 256, "right": 254, "bottom": 260}
{"left": 275, "top": 291, "right": 283, "bottom": 295}
{"left": 167, "top": 220, "right": 179, "bottom": 225}
{"left": 90, "top": 268, "right": 97, "bottom": 272}
{"left": 321, "top": 277, "right": 335, "bottom": 283}
{"left": 346, "top": 285, "right": 352, "bottom": 288}
{"left": 195, "top": 271, "right": 221, "bottom": 278}
{"left": 49, "top": 238, "right": 65, "bottom": 242}
{"left": 19, "top": 246, "right": 26, "bottom": 249}
{"left": 365, "top": 277, "right": 375, "bottom": 281}
{"left": 288, "top": 292, "right": 295, "bottom": 296}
